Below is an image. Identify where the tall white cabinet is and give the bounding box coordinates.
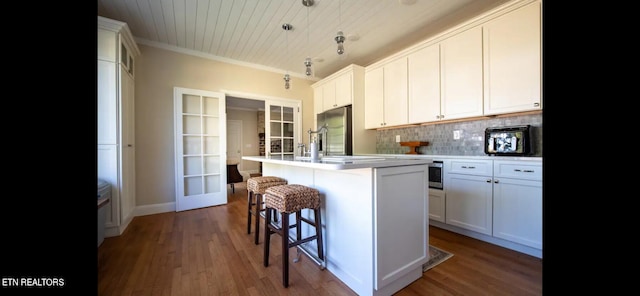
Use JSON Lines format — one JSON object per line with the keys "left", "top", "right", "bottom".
{"left": 98, "top": 16, "right": 140, "bottom": 237}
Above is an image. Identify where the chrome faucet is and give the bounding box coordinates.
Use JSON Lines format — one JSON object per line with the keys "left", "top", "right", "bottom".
{"left": 305, "top": 124, "right": 328, "bottom": 158}
{"left": 297, "top": 143, "right": 306, "bottom": 157}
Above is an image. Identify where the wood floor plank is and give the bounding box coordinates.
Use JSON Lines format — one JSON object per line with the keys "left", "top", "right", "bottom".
{"left": 98, "top": 182, "right": 542, "bottom": 295}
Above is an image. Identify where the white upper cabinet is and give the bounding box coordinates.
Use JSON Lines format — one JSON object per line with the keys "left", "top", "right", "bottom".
{"left": 313, "top": 65, "right": 357, "bottom": 114}
{"left": 364, "top": 57, "right": 408, "bottom": 129}
{"left": 364, "top": 67, "right": 385, "bottom": 129}
{"left": 383, "top": 57, "right": 409, "bottom": 127}
{"left": 408, "top": 43, "right": 441, "bottom": 124}
{"left": 321, "top": 79, "right": 338, "bottom": 111}
{"left": 98, "top": 28, "right": 117, "bottom": 62}
{"left": 335, "top": 73, "right": 353, "bottom": 109}
{"left": 440, "top": 26, "right": 484, "bottom": 121}
{"left": 483, "top": 1, "right": 542, "bottom": 115}
{"left": 314, "top": 64, "right": 376, "bottom": 154}
{"left": 365, "top": 0, "right": 541, "bottom": 126}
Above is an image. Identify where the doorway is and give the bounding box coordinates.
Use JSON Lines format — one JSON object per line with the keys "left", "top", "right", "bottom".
{"left": 227, "top": 119, "right": 243, "bottom": 171}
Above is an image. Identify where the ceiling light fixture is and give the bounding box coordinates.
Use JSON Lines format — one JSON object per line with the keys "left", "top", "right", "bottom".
{"left": 282, "top": 23, "right": 292, "bottom": 89}
{"left": 335, "top": 0, "right": 345, "bottom": 55}
{"left": 303, "top": 0, "right": 313, "bottom": 76}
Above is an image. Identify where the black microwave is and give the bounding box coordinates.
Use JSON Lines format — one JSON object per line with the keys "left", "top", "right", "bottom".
{"left": 484, "top": 125, "right": 533, "bottom": 156}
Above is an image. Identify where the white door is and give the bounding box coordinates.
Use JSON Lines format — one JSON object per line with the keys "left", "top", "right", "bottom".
{"left": 174, "top": 87, "right": 227, "bottom": 211}
{"left": 265, "top": 100, "right": 300, "bottom": 159}
{"left": 227, "top": 120, "right": 242, "bottom": 170}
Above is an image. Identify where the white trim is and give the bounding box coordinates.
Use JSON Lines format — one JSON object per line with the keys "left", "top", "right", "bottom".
{"left": 134, "top": 202, "right": 177, "bottom": 217}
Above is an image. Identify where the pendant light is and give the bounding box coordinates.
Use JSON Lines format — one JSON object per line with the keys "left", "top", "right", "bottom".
{"left": 303, "top": 0, "right": 313, "bottom": 76}
{"left": 282, "top": 23, "right": 292, "bottom": 89}
{"left": 335, "top": 0, "right": 345, "bottom": 55}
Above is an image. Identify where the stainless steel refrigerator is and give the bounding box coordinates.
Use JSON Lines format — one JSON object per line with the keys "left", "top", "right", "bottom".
{"left": 316, "top": 105, "right": 352, "bottom": 156}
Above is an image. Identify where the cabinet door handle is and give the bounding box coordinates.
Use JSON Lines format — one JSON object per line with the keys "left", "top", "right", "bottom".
{"left": 486, "top": 179, "right": 492, "bottom": 183}
{"left": 514, "top": 169, "right": 535, "bottom": 173}
{"left": 461, "top": 166, "right": 476, "bottom": 169}
{"left": 494, "top": 179, "right": 499, "bottom": 183}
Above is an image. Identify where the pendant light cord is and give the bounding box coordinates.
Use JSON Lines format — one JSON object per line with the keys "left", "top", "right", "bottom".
{"left": 306, "top": 4, "right": 310, "bottom": 50}
{"left": 338, "top": 0, "right": 341, "bottom": 30}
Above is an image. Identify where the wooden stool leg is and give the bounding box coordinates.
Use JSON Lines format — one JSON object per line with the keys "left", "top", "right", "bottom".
{"left": 281, "top": 213, "right": 290, "bottom": 288}
{"left": 263, "top": 207, "right": 272, "bottom": 267}
{"left": 254, "top": 193, "right": 262, "bottom": 245}
{"left": 315, "top": 208, "right": 324, "bottom": 260}
{"left": 247, "top": 191, "right": 253, "bottom": 234}
{"left": 296, "top": 211, "right": 302, "bottom": 242}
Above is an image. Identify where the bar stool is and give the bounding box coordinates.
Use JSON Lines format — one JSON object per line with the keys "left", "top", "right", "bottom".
{"left": 263, "top": 184, "right": 324, "bottom": 288}
{"left": 247, "top": 176, "right": 287, "bottom": 245}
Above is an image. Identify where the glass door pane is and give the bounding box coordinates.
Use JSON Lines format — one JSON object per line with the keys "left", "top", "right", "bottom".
{"left": 266, "top": 101, "right": 299, "bottom": 159}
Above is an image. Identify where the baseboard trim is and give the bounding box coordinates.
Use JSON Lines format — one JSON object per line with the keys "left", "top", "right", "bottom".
{"left": 429, "top": 220, "right": 542, "bottom": 258}
{"left": 134, "top": 202, "right": 176, "bottom": 217}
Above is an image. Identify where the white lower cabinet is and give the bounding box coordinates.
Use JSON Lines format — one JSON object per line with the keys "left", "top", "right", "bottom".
{"left": 442, "top": 158, "right": 542, "bottom": 255}
{"left": 374, "top": 165, "right": 429, "bottom": 291}
{"left": 428, "top": 188, "right": 445, "bottom": 222}
{"left": 444, "top": 160, "right": 493, "bottom": 235}
{"left": 492, "top": 160, "right": 542, "bottom": 249}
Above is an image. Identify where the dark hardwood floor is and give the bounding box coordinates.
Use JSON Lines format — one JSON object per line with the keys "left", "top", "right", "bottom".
{"left": 98, "top": 182, "right": 542, "bottom": 295}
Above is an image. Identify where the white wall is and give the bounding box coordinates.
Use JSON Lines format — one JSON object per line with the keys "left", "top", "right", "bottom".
{"left": 226, "top": 108, "right": 261, "bottom": 175}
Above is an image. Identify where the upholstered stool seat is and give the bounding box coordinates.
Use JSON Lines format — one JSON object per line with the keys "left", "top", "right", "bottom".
{"left": 263, "top": 184, "right": 324, "bottom": 288}
{"left": 247, "top": 176, "right": 287, "bottom": 244}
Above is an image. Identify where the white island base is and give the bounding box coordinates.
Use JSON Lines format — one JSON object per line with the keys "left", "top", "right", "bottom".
{"left": 246, "top": 156, "right": 430, "bottom": 296}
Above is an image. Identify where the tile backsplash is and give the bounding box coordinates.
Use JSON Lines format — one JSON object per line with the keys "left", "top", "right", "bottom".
{"left": 376, "top": 113, "right": 542, "bottom": 156}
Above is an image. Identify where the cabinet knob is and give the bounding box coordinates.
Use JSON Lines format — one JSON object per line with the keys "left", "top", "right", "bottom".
{"left": 494, "top": 179, "right": 499, "bottom": 183}
{"left": 486, "top": 179, "right": 492, "bottom": 183}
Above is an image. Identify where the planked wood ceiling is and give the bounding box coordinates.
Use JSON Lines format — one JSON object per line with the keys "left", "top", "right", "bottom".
{"left": 97, "top": 0, "right": 511, "bottom": 79}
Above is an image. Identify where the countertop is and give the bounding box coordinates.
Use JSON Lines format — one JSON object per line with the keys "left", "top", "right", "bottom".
{"left": 242, "top": 155, "right": 431, "bottom": 170}
{"left": 98, "top": 197, "right": 110, "bottom": 209}
{"left": 243, "top": 154, "right": 542, "bottom": 170}
{"left": 366, "top": 153, "right": 543, "bottom": 162}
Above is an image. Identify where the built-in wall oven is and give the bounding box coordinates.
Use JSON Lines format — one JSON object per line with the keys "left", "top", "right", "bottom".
{"left": 428, "top": 161, "right": 443, "bottom": 190}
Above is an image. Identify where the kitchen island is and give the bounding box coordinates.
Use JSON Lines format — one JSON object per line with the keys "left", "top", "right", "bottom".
{"left": 242, "top": 155, "right": 431, "bottom": 296}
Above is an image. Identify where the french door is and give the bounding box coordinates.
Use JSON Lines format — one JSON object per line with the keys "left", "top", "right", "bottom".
{"left": 174, "top": 87, "right": 227, "bottom": 211}
{"left": 265, "top": 100, "right": 300, "bottom": 159}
